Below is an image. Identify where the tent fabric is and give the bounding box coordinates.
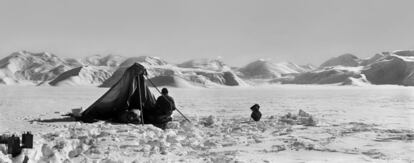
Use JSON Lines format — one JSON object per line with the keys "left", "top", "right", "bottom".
{"left": 81, "top": 63, "right": 156, "bottom": 122}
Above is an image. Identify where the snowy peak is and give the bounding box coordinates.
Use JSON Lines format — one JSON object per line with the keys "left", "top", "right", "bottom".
{"left": 174, "top": 58, "right": 247, "bottom": 87}
{"left": 300, "top": 64, "right": 317, "bottom": 71}
{"left": 393, "top": 50, "right": 414, "bottom": 57}
{"left": 362, "top": 53, "right": 414, "bottom": 86}
{"left": 119, "top": 56, "right": 169, "bottom": 68}
{"left": 177, "top": 58, "right": 229, "bottom": 71}
{"left": 277, "top": 62, "right": 314, "bottom": 73}
{"left": 82, "top": 54, "right": 126, "bottom": 67}
{"left": 239, "top": 60, "right": 279, "bottom": 79}
{"left": 320, "top": 53, "right": 360, "bottom": 68}
{"left": 49, "top": 66, "right": 113, "bottom": 86}
{"left": 0, "top": 51, "right": 65, "bottom": 73}
{"left": 360, "top": 52, "right": 389, "bottom": 66}
{"left": 239, "top": 60, "right": 311, "bottom": 79}
{"left": 0, "top": 51, "right": 75, "bottom": 83}
{"left": 63, "top": 58, "right": 83, "bottom": 67}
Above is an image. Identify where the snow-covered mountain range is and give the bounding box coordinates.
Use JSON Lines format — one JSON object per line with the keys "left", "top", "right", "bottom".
{"left": 0, "top": 51, "right": 77, "bottom": 85}
{"left": 0, "top": 51, "right": 251, "bottom": 87}
{"left": 0, "top": 50, "right": 413, "bottom": 87}
{"left": 283, "top": 50, "right": 414, "bottom": 86}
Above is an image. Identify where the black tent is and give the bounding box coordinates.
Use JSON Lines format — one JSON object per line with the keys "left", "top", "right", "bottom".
{"left": 81, "top": 63, "right": 156, "bottom": 122}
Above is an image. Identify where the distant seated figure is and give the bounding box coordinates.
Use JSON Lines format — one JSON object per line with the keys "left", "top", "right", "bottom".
{"left": 154, "top": 88, "right": 177, "bottom": 129}
{"left": 250, "top": 104, "right": 262, "bottom": 121}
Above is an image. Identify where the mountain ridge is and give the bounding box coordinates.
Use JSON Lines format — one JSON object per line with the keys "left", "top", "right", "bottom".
{"left": 0, "top": 50, "right": 412, "bottom": 87}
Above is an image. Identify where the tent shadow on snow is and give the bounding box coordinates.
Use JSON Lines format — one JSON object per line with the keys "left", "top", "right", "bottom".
{"left": 28, "top": 114, "right": 151, "bottom": 126}
{"left": 28, "top": 116, "right": 140, "bottom": 126}
{"left": 29, "top": 116, "right": 76, "bottom": 123}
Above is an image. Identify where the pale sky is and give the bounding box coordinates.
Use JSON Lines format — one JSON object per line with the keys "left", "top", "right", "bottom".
{"left": 1, "top": 0, "right": 414, "bottom": 66}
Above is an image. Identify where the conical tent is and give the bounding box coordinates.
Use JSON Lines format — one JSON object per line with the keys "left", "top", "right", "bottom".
{"left": 81, "top": 63, "right": 156, "bottom": 122}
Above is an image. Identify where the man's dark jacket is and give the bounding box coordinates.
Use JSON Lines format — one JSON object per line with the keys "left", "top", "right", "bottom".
{"left": 153, "top": 94, "right": 176, "bottom": 123}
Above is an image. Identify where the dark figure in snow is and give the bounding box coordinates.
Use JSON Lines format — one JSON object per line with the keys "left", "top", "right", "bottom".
{"left": 250, "top": 104, "right": 262, "bottom": 121}
{"left": 154, "top": 88, "right": 176, "bottom": 129}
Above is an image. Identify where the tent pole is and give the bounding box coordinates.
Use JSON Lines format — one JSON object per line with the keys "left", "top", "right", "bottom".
{"left": 145, "top": 76, "right": 192, "bottom": 124}
{"left": 138, "top": 76, "right": 144, "bottom": 125}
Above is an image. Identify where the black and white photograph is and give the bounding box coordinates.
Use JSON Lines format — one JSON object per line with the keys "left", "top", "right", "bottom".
{"left": 0, "top": 0, "right": 413, "bottom": 162}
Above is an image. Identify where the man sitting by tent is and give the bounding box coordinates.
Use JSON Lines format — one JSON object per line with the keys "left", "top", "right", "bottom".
{"left": 79, "top": 63, "right": 186, "bottom": 129}
{"left": 152, "top": 88, "right": 176, "bottom": 129}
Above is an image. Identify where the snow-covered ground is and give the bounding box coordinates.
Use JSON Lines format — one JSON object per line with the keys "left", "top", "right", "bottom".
{"left": 0, "top": 85, "right": 413, "bottom": 162}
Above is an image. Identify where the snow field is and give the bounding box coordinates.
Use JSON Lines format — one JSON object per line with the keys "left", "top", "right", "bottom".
{"left": 0, "top": 86, "right": 413, "bottom": 162}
